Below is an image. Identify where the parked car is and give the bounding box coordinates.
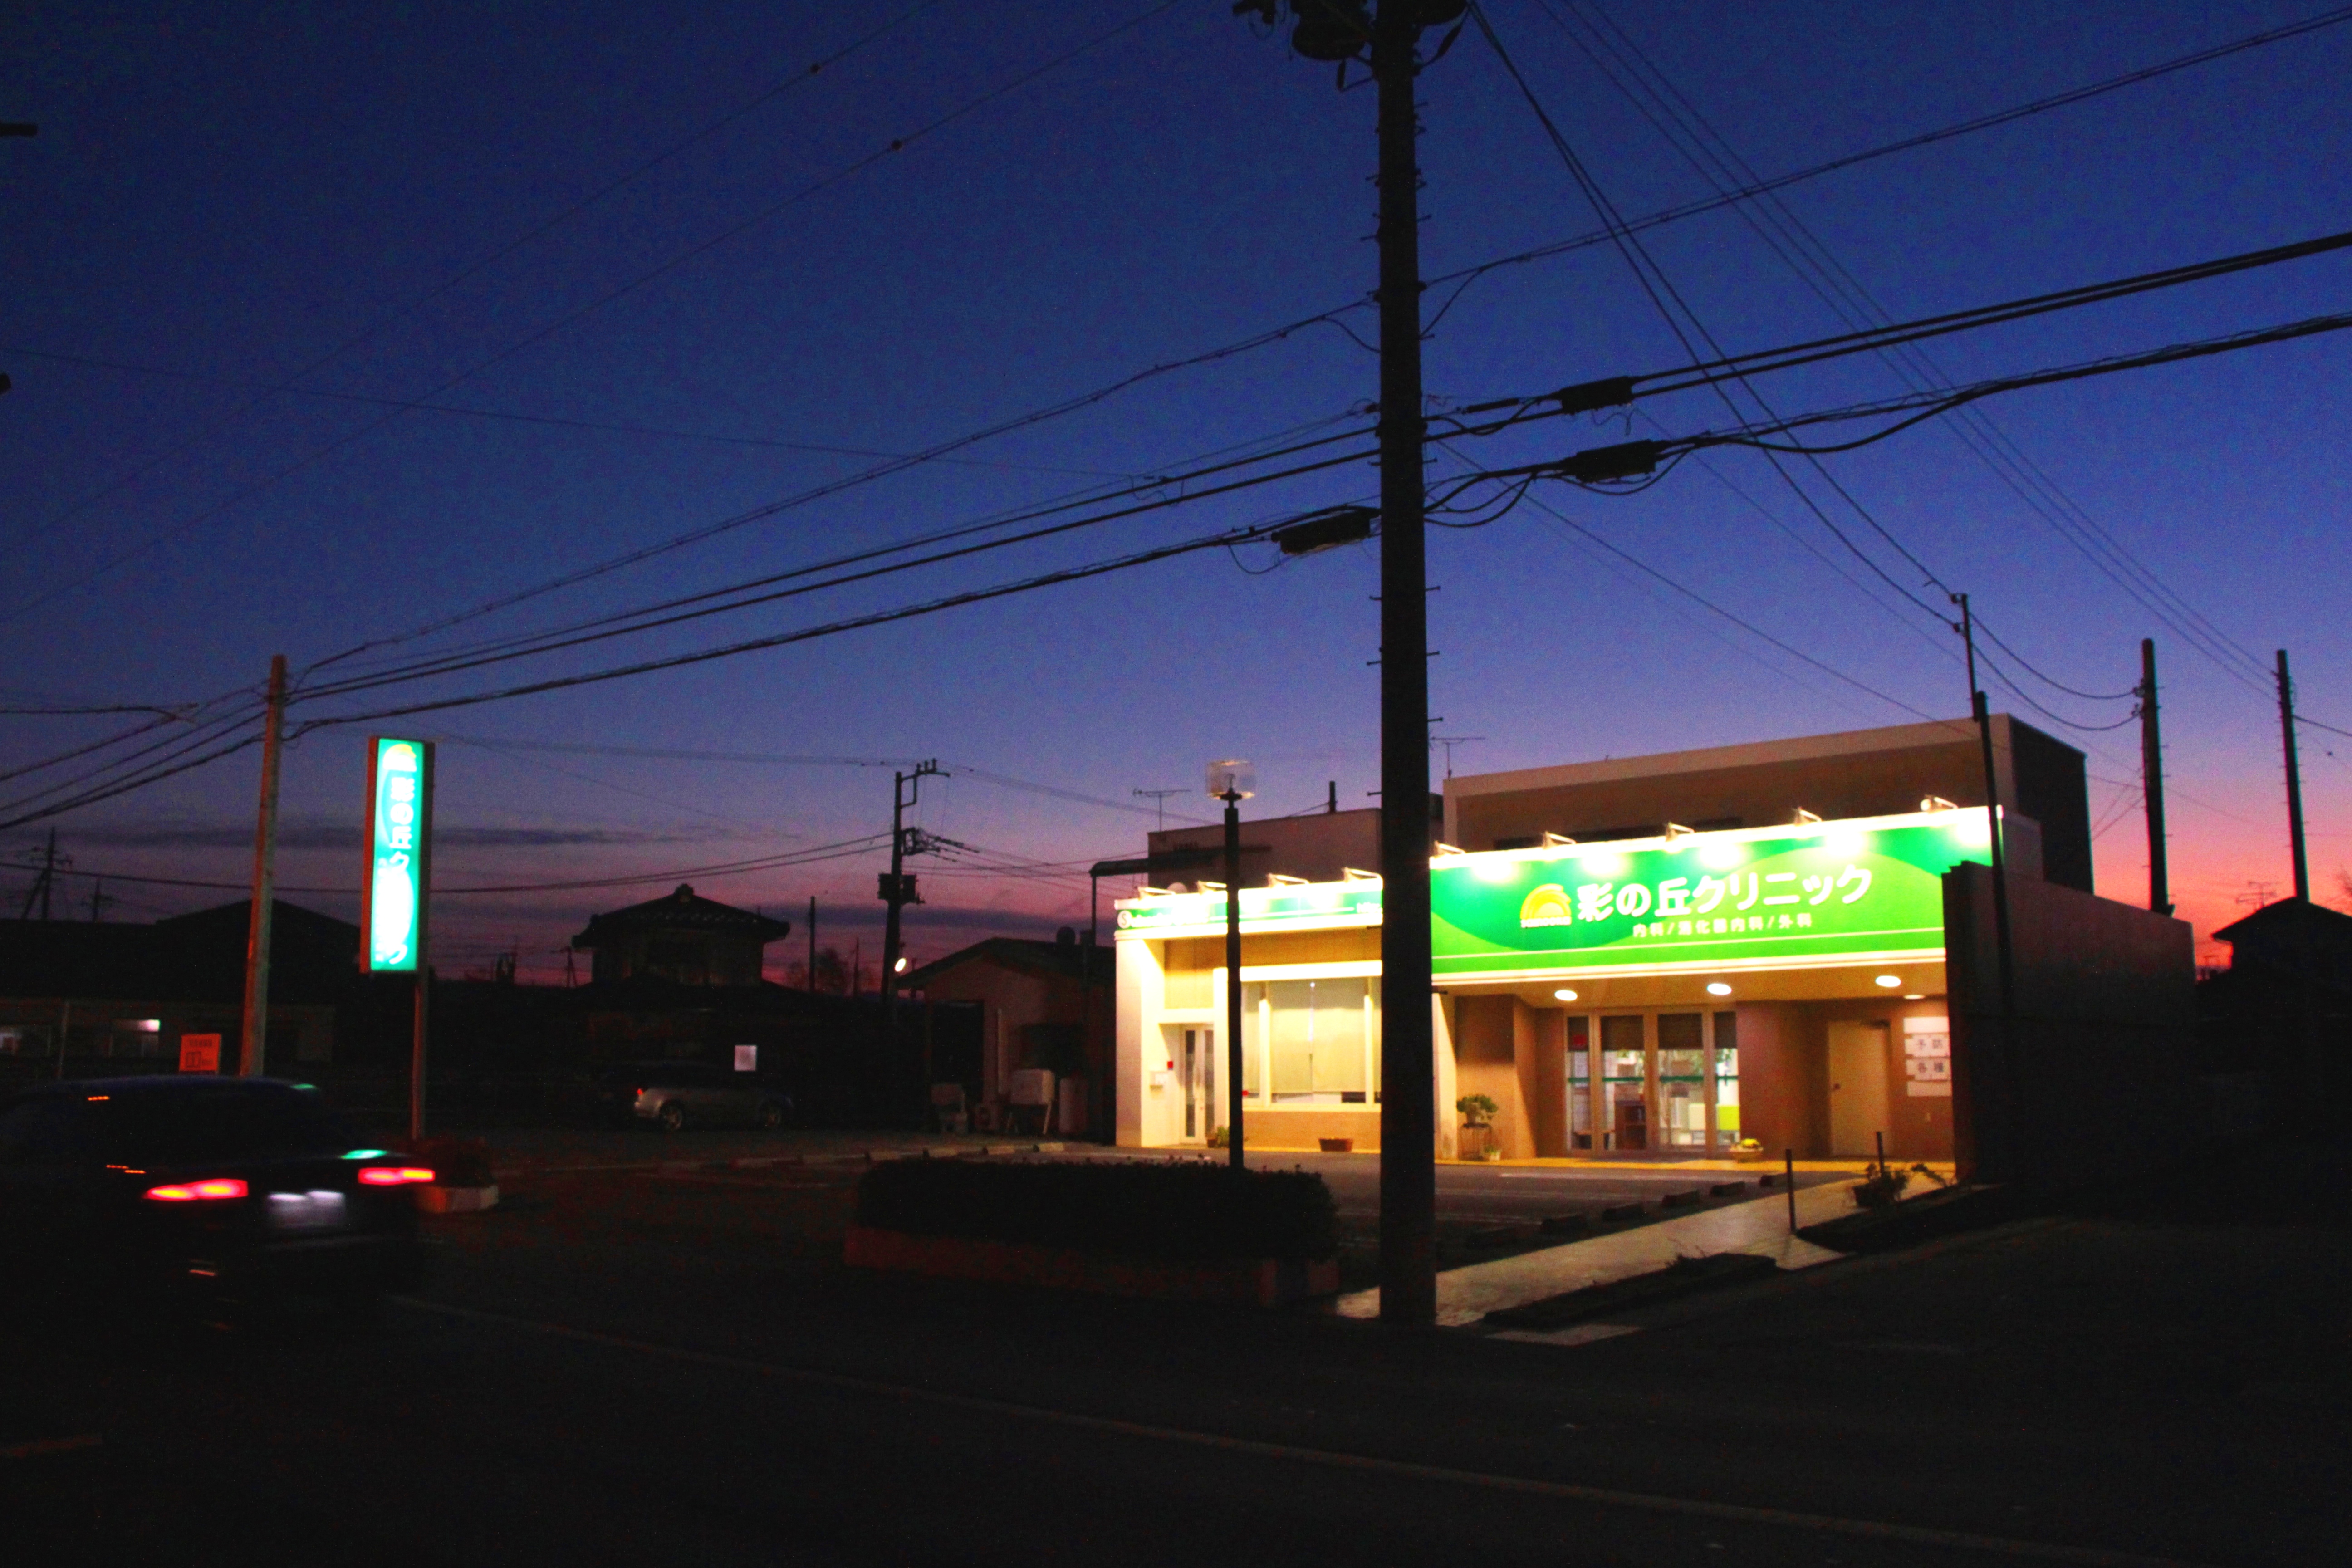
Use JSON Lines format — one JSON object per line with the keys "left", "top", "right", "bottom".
{"left": 0, "top": 1076, "right": 429, "bottom": 1317}
{"left": 593, "top": 1062, "right": 792, "bottom": 1132}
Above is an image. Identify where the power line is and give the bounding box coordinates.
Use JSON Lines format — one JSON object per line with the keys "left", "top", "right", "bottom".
{"left": 1528, "top": 0, "right": 2289, "bottom": 700}
{"left": 1, "top": 1, "right": 1182, "bottom": 623}
{"left": 0, "top": 3, "right": 940, "bottom": 576}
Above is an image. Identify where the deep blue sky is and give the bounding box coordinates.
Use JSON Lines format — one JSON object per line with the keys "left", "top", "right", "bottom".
{"left": 5, "top": 0, "right": 2348, "bottom": 976}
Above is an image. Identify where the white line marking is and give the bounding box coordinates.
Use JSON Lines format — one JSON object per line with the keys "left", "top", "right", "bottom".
{"left": 394, "top": 1298, "right": 2209, "bottom": 1568}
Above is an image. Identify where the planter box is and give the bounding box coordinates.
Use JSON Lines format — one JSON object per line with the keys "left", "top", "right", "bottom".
{"left": 418, "top": 1184, "right": 499, "bottom": 1215}
{"left": 1318, "top": 1137, "right": 1355, "bottom": 1153}
{"left": 843, "top": 1225, "right": 1338, "bottom": 1308}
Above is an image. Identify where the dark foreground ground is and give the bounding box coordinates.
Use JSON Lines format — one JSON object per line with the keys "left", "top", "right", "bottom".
{"left": 5, "top": 1137, "right": 2347, "bottom": 1568}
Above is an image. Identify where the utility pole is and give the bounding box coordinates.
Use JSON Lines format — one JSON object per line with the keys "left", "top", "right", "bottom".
{"left": 240, "top": 654, "right": 288, "bottom": 1077}
{"left": 1955, "top": 595, "right": 2020, "bottom": 1175}
{"left": 19, "top": 829, "right": 64, "bottom": 921}
{"left": 2138, "top": 639, "right": 2171, "bottom": 916}
{"left": 807, "top": 895, "right": 818, "bottom": 991}
{"left": 2278, "top": 649, "right": 2309, "bottom": 902}
{"left": 879, "top": 760, "right": 941, "bottom": 1009}
{"left": 1239, "top": 0, "right": 1452, "bottom": 1324}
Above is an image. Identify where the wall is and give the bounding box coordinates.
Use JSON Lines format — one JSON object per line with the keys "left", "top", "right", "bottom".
{"left": 1945, "top": 862, "right": 2195, "bottom": 1184}
{"left": 1451, "top": 995, "right": 1527, "bottom": 1157}
{"left": 1147, "top": 808, "right": 1384, "bottom": 888}
{"left": 1445, "top": 715, "right": 2090, "bottom": 893}
{"left": 916, "top": 956, "right": 1110, "bottom": 1137}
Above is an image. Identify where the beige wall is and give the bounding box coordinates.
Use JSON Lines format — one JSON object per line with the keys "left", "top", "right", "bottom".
{"left": 1734, "top": 998, "right": 1955, "bottom": 1162}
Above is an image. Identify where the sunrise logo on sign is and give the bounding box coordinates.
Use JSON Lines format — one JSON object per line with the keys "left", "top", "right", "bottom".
{"left": 1518, "top": 884, "right": 1573, "bottom": 927}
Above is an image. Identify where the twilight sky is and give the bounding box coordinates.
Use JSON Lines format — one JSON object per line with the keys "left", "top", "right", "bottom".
{"left": 5, "top": 0, "right": 2349, "bottom": 980}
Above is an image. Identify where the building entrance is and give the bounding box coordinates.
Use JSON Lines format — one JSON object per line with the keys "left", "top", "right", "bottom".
{"left": 1566, "top": 1009, "right": 1742, "bottom": 1155}
{"left": 1176, "top": 1026, "right": 1215, "bottom": 1144}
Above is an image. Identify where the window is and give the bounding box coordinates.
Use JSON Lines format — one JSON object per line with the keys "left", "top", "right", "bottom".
{"left": 1243, "top": 977, "right": 1380, "bottom": 1103}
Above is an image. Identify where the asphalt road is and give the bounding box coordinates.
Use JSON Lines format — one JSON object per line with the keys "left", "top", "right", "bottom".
{"left": 9, "top": 1151, "right": 2345, "bottom": 1568}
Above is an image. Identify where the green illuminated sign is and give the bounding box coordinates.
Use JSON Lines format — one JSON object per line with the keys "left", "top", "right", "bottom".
{"left": 1114, "top": 880, "right": 1382, "bottom": 936}
{"left": 362, "top": 737, "right": 433, "bottom": 973}
{"left": 1431, "top": 815, "right": 1989, "bottom": 978}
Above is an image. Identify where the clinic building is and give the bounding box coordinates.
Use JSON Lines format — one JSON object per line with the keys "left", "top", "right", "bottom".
{"left": 1113, "top": 718, "right": 2194, "bottom": 1181}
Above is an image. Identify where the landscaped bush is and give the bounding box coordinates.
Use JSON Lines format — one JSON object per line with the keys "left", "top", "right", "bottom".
{"left": 855, "top": 1159, "right": 1338, "bottom": 1262}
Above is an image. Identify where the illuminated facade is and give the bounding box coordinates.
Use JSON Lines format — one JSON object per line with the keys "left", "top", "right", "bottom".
{"left": 1113, "top": 717, "right": 2186, "bottom": 1170}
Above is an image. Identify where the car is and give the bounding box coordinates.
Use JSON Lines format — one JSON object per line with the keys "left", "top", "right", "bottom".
{"left": 0, "top": 1076, "right": 429, "bottom": 1318}
{"left": 593, "top": 1061, "right": 791, "bottom": 1132}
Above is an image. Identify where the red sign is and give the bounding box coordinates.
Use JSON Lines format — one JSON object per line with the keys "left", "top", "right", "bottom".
{"left": 178, "top": 1034, "right": 221, "bottom": 1073}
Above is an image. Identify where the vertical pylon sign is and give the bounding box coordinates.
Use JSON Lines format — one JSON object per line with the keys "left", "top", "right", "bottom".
{"left": 363, "top": 738, "right": 435, "bottom": 971}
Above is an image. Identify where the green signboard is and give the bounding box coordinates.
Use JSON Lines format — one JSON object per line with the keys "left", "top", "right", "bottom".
{"left": 362, "top": 737, "right": 434, "bottom": 973}
{"left": 1114, "top": 879, "right": 1382, "bottom": 937}
{"left": 1430, "top": 814, "right": 1989, "bottom": 978}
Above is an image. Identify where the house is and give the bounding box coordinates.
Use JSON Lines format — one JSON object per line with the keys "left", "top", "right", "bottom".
{"left": 0, "top": 898, "right": 355, "bottom": 1081}
{"left": 569, "top": 883, "right": 791, "bottom": 986}
{"left": 903, "top": 930, "right": 1112, "bottom": 1139}
{"left": 2201, "top": 897, "right": 2352, "bottom": 1130}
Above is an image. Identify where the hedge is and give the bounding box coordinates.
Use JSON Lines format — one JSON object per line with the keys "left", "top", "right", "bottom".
{"left": 854, "top": 1159, "right": 1338, "bottom": 1263}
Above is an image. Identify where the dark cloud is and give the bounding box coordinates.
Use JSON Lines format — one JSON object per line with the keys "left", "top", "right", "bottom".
{"left": 21, "top": 820, "right": 714, "bottom": 852}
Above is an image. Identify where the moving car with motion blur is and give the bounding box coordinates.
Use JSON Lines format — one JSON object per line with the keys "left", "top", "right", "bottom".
{"left": 593, "top": 1061, "right": 792, "bottom": 1132}
{"left": 0, "top": 1076, "right": 431, "bottom": 1315}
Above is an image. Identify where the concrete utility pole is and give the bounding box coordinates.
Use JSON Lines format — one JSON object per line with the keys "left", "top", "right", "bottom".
{"left": 1221, "top": 783, "right": 1246, "bottom": 1168}
{"left": 1239, "top": 0, "right": 1453, "bottom": 1324}
{"left": 240, "top": 654, "right": 288, "bottom": 1076}
{"left": 2277, "top": 649, "right": 2309, "bottom": 902}
{"left": 1368, "top": 0, "right": 1443, "bottom": 1329}
{"left": 19, "top": 829, "right": 64, "bottom": 921}
{"left": 880, "top": 760, "right": 941, "bottom": 1009}
{"left": 2139, "top": 639, "right": 2171, "bottom": 916}
{"left": 1955, "top": 595, "right": 2021, "bottom": 1176}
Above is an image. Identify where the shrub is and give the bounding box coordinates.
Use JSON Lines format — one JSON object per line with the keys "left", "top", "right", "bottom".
{"left": 855, "top": 1159, "right": 1338, "bottom": 1262}
{"left": 1456, "top": 1093, "right": 1499, "bottom": 1126}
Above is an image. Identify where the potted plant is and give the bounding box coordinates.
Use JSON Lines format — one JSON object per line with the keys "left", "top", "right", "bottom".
{"left": 1732, "top": 1138, "right": 1767, "bottom": 1162}
{"left": 1456, "top": 1094, "right": 1501, "bottom": 1161}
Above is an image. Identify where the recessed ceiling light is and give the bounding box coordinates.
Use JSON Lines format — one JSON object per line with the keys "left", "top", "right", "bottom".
{"left": 1705, "top": 982, "right": 1732, "bottom": 997}
{"left": 1903, "top": 994, "right": 1926, "bottom": 1001}
{"left": 1553, "top": 988, "right": 1579, "bottom": 1002}
{"left": 1873, "top": 974, "right": 1903, "bottom": 988}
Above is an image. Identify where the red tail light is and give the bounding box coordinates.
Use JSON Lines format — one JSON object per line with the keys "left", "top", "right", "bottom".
{"left": 146, "top": 1177, "right": 248, "bottom": 1202}
{"left": 357, "top": 1166, "right": 435, "bottom": 1186}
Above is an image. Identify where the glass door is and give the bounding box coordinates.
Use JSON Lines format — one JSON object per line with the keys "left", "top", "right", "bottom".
{"left": 1711, "top": 1010, "right": 1739, "bottom": 1152}
{"left": 1658, "top": 1013, "right": 1708, "bottom": 1148}
{"left": 1179, "top": 1027, "right": 1215, "bottom": 1143}
{"left": 1567, "top": 1016, "right": 1592, "bottom": 1149}
{"left": 1600, "top": 1014, "right": 1648, "bottom": 1150}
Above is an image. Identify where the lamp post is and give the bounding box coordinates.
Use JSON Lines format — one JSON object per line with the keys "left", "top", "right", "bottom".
{"left": 1207, "top": 759, "right": 1255, "bottom": 1169}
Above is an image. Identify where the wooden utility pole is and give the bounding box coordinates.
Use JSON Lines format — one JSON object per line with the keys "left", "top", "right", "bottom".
{"left": 239, "top": 654, "right": 288, "bottom": 1077}
{"left": 807, "top": 895, "right": 817, "bottom": 991}
{"left": 2278, "top": 649, "right": 2309, "bottom": 902}
{"left": 2138, "top": 639, "right": 2171, "bottom": 916}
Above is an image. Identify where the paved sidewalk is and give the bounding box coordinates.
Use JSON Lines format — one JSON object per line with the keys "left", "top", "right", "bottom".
{"left": 1332, "top": 1176, "right": 1861, "bottom": 1327}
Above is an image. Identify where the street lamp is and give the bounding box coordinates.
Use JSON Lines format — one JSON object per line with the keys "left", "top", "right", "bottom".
{"left": 1206, "top": 759, "right": 1255, "bottom": 1169}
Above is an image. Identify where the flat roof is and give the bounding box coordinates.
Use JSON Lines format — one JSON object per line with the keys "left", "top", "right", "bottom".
{"left": 1444, "top": 716, "right": 2005, "bottom": 802}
